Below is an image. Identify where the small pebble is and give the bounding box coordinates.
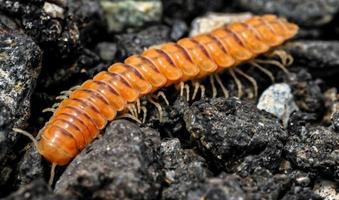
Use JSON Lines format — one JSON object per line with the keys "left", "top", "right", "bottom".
{"left": 257, "top": 83, "right": 299, "bottom": 126}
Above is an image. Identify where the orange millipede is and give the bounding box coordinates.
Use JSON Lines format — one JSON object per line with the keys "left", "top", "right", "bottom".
{"left": 27, "top": 15, "right": 299, "bottom": 169}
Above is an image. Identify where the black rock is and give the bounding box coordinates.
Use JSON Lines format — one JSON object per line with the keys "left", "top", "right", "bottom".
{"left": 285, "top": 41, "right": 339, "bottom": 78}
{"left": 233, "top": 0, "right": 339, "bottom": 27}
{"left": 0, "top": 0, "right": 80, "bottom": 60}
{"left": 67, "top": 0, "right": 106, "bottom": 46}
{"left": 284, "top": 125, "right": 339, "bottom": 180}
{"left": 288, "top": 69, "right": 324, "bottom": 118}
{"left": 162, "top": 0, "right": 225, "bottom": 21}
{"left": 0, "top": 28, "right": 41, "bottom": 194}
{"left": 332, "top": 112, "right": 339, "bottom": 132}
{"left": 168, "top": 19, "right": 188, "bottom": 41}
{"left": 54, "top": 120, "right": 162, "bottom": 200}
{"left": 184, "top": 97, "right": 287, "bottom": 176}
{"left": 13, "top": 146, "right": 43, "bottom": 188}
{"left": 0, "top": 29, "right": 41, "bottom": 135}
{"left": 3, "top": 179, "right": 74, "bottom": 200}
{"left": 160, "top": 138, "right": 212, "bottom": 200}
{"left": 94, "top": 42, "right": 117, "bottom": 63}
{"left": 281, "top": 186, "right": 322, "bottom": 200}
{"left": 115, "top": 25, "right": 171, "bottom": 58}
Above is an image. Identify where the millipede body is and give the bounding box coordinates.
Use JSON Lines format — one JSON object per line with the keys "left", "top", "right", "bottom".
{"left": 38, "top": 15, "right": 299, "bottom": 165}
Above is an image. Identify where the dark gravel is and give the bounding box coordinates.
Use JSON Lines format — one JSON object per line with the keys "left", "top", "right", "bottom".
{"left": 0, "top": 0, "right": 338, "bottom": 199}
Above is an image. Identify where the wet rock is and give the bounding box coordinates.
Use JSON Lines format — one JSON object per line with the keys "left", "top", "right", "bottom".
{"left": 189, "top": 12, "right": 253, "bottom": 36}
{"left": 234, "top": 0, "right": 339, "bottom": 27}
{"left": 288, "top": 69, "right": 324, "bottom": 118}
{"left": 94, "top": 42, "right": 117, "bottom": 63}
{"left": 313, "top": 179, "right": 339, "bottom": 200}
{"left": 3, "top": 179, "right": 74, "bottom": 200}
{"left": 284, "top": 125, "right": 339, "bottom": 179}
{"left": 101, "top": 0, "right": 162, "bottom": 32}
{"left": 55, "top": 120, "right": 162, "bottom": 200}
{"left": 257, "top": 83, "right": 299, "bottom": 126}
{"left": 285, "top": 41, "right": 339, "bottom": 78}
{"left": 184, "top": 97, "right": 287, "bottom": 175}
{"left": 116, "top": 25, "right": 171, "bottom": 57}
{"left": 162, "top": 0, "right": 225, "bottom": 21}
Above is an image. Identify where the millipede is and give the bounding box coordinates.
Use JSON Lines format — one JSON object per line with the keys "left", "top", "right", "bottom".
{"left": 14, "top": 14, "right": 299, "bottom": 185}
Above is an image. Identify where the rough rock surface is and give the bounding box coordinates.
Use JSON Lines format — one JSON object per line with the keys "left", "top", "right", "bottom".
{"left": 184, "top": 97, "right": 287, "bottom": 176}
{"left": 101, "top": 0, "right": 162, "bottom": 32}
{"left": 2, "top": 179, "right": 73, "bottom": 200}
{"left": 285, "top": 41, "right": 339, "bottom": 78}
{"left": 115, "top": 25, "right": 171, "bottom": 57}
{"left": 0, "top": 29, "right": 41, "bottom": 190}
{"left": 288, "top": 69, "right": 324, "bottom": 119}
{"left": 54, "top": 120, "right": 162, "bottom": 200}
{"left": 234, "top": 0, "right": 339, "bottom": 27}
{"left": 285, "top": 125, "right": 339, "bottom": 179}
{"left": 160, "top": 138, "right": 212, "bottom": 200}
{"left": 0, "top": 29, "right": 41, "bottom": 131}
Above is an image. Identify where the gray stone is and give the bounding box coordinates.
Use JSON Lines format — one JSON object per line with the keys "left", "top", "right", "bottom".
{"left": 189, "top": 12, "right": 253, "bottom": 36}
{"left": 285, "top": 41, "right": 339, "bottom": 77}
{"left": 101, "top": 0, "right": 162, "bottom": 32}
{"left": 234, "top": 0, "right": 339, "bottom": 27}
{"left": 257, "top": 83, "right": 299, "bottom": 126}
{"left": 3, "top": 179, "right": 74, "bottom": 200}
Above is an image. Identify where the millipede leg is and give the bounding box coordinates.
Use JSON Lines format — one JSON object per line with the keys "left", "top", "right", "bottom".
{"left": 147, "top": 96, "right": 164, "bottom": 123}
{"left": 48, "top": 163, "right": 57, "bottom": 187}
{"left": 250, "top": 61, "right": 275, "bottom": 82}
{"left": 140, "top": 106, "right": 148, "bottom": 123}
{"left": 184, "top": 84, "right": 190, "bottom": 102}
{"left": 117, "top": 113, "right": 142, "bottom": 124}
{"left": 136, "top": 99, "right": 141, "bottom": 114}
{"left": 55, "top": 95, "right": 68, "bottom": 100}
{"left": 229, "top": 69, "right": 243, "bottom": 98}
{"left": 192, "top": 81, "right": 200, "bottom": 100}
{"left": 200, "top": 84, "right": 206, "bottom": 98}
{"left": 179, "top": 82, "right": 184, "bottom": 97}
{"left": 42, "top": 108, "right": 56, "bottom": 113}
{"left": 156, "top": 91, "right": 170, "bottom": 106}
{"left": 255, "top": 59, "right": 290, "bottom": 76}
{"left": 128, "top": 104, "right": 139, "bottom": 119}
{"left": 214, "top": 74, "right": 229, "bottom": 99}
{"left": 209, "top": 75, "right": 217, "bottom": 98}
{"left": 267, "top": 49, "right": 294, "bottom": 66}
{"left": 234, "top": 68, "right": 258, "bottom": 99}
{"left": 12, "top": 128, "right": 39, "bottom": 151}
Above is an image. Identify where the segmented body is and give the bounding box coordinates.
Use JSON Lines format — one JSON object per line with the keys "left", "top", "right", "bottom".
{"left": 38, "top": 15, "right": 299, "bottom": 165}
